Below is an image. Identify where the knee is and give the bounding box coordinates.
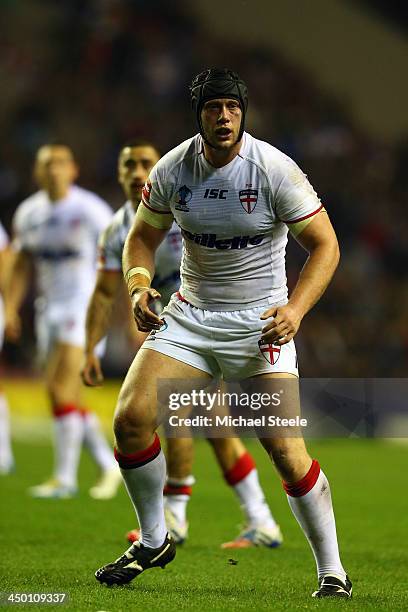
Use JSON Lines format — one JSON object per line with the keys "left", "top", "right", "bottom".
{"left": 113, "top": 395, "right": 154, "bottom": 447}
{"left": 262, "top": 439, "right": 310, "bottom": 481}
{"left": 47, "top": 380, "right": 72, "bottom": 407}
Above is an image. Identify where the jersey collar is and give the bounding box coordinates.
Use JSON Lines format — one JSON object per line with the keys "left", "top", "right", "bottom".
{"left": 197, "top": 131, "right": 249, "bottom": 171}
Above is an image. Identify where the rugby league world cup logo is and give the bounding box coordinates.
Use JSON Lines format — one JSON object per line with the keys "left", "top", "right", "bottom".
{"left": 175, "top": 185, "right": 193, "bottom": 212}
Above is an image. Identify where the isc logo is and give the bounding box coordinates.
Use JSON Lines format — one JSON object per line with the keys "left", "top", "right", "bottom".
{"left": 203, "top": 188, "right": 228, "bottom": 200}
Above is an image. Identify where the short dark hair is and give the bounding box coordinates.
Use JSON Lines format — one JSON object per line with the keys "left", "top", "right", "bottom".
{"left": 36, "top": 143, "right": 76, "bottom": 161}
{"left": 120, "top": 139, "right": 161, "bottom": 157}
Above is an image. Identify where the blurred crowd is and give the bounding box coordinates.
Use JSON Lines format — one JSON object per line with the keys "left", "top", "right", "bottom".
{"left": 0, "top": 0, "right": 407, "bottom": 377}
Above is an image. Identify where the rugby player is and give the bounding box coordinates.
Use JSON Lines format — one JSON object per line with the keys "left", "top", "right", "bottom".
{"left": 0, "top": 221, "right": 14, "bottom": 474}
{"left": 82, "top": 140, "right": 282, "bottom": 548}
{"left": 95, "top": 70, "right": 351, "bottom": 599}
{"left": 4, "top": 145, "right": 122, "bottom": 499}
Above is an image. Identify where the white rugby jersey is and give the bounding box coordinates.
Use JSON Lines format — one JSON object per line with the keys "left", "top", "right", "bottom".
{"left": 12, "top": 186, "right": 112, "bottom": 306}
{"left": 98, "top": 201, "right": 182, "bottom": 302}
{"left": 138, "top": 132, "right": 323, "bottom": 311}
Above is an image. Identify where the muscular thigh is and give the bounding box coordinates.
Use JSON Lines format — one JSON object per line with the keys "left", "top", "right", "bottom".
{"left": 116, "top": 348, "right": 212, "bottom": 428}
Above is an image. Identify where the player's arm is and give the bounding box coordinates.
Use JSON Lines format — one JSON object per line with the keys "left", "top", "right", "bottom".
{"left": 123, "top": 213, "right": 171, "bottom": 333}
{"left": 4, "top": 249, "right": 32, "bottom": 342}
{"left": 0, "top": 245, "right": 12, "bottom": 295}
{"left": 261, "top": 211, "right": 339, "bottom": 345}
{"left": 81, "top": 269, "right": 122, "bottom": 386}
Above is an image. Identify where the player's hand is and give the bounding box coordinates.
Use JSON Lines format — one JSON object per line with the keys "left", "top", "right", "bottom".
{"left": 81, "top": 352, "right": 104, "bottom": 387}
{"left": 4, "top": 310, "right": 22, "bottom": 343}
{"left": 260, "top": 304, "right": 302, "bottom": 346}
{"left": 131, "top": 287, "right": 163, "bottom": 333}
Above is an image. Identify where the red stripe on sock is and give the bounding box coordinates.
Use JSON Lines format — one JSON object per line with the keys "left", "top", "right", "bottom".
{"left": 53, "top": 404, "right": 79, "bottom": 418}
{"left": 283, "top": 459, "right": 320, "bottom": 497}
{"left": 164, "top": 485, "right": 192, "bottom": 496}
{"left": 114, "top": 433, "right": 161, "bottom": 469}
{"left": 224, "top": 452, "right": 256, "bottom": 486}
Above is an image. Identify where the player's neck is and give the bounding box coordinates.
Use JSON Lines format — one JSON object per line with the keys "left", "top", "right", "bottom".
{"left": 46, "top": 186, "right": 70, "bottom": 203}
{"left": 203, "top": 140, "right": 242, "bottom": 168}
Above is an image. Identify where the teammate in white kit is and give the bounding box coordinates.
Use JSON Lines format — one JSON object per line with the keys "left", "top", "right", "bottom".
{"left": 96, "top": 70, "right": 351, "bottom": 599}
{"left": 0, "top": 222, "right": 15, "bottom": 474}
{"left": 82, "top": 141, "right": 282, "bottom": 548}
{"left": 5, "top": 144, "right": 122, "bottom": 499}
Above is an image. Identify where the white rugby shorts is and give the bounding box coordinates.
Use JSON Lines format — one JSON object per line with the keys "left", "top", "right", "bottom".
{"left": 141, "top": 293, "right": 299, "bottom": 380}
{"left": 35, "top": 299, "right": 105, "bottom": 359}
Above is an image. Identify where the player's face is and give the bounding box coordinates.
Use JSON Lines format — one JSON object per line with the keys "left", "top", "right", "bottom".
{"left": 118, "top": 146, "right": 160, "bottom": 206}
{"left": 201, "top": 98, "right": 242, "bottom": 149}
{"left": 34, "top": 146, "right": 78, "bottom": 197}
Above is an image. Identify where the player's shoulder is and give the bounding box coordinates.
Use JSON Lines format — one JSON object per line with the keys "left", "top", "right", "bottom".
{"left": 102, "top": 202, "right": 132, "bottom": 241}
{"left": 152, "top": 135, "right": 200, "bottom": 178}
{"left": 243, "top": 132, "right": 301, "bottom": 178}
{"left": 70, "top": 185, "right": 112, "bottom": 212}
{"left": 13, "top": 191, "right": 46, "bottom": 225}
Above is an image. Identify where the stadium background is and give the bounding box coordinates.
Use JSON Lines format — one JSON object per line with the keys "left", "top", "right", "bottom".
{"left": 0, "top": 2, "right": 407, "bottom": 609}
{"left": 1, "top": 0, "right": 408, "bottom": 380}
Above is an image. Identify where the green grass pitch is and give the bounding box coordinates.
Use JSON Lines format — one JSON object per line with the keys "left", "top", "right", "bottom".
{"left": 1, "top": 437, "right": 407, "bottom": 611}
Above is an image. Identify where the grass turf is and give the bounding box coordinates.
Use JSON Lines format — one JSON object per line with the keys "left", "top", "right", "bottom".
{"left": 0, "top": 437, "right": 407, "bottom": 611}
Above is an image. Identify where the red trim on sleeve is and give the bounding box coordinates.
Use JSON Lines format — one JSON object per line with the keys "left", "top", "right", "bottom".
{"left": 114, "top": 433, "right": 161, "bottom": 469}
{"left": 283, "top": 459, "right": 320, "bottom": 497}
{"left": 142, "top": 181, "right": 152, "bottom": 202}
{"left": 142, "top": 200, "right": 171, "bottom": 215}
{"left": 224, "top": 452, "right": 256, "bottom": 486}
{"left": 283, "top": 204, "right": 323, "bottom": 224}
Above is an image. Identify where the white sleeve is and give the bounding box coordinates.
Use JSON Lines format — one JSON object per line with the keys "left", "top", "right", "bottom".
{"left": 138, "top": 161, "right": 174, "bottom": 230}
{"left": 274, "top": 158, "right": 323, "bottom": 225}
{"left": 97, "top": 224, "right": 122, "bottom": 272}
{"left": 11, "top": 206, "right": 29, "bottom": 252}
{"left": 91, "top": 199, "right": 114, "bottom": 237}
{"left": 0, "top": 222, "right": 8, "bottom": 250}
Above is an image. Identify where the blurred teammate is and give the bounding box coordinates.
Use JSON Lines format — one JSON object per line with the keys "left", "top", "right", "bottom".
{"left": 82, "top": 140, "right": 282, "bottom": 547}
{"left": 95, "top": 69, "right": 352, "bottom": 598}
{"left": 5, "top": 144, "right": 121, "bottom": 499}
{"left": 0, "top": 222, "right": 14, "bottom": 474}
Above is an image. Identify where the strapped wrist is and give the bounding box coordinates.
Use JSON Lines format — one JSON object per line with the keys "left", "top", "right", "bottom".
{"left": 124, "top": 267, "right": 152, "bottom": 298}
{"left": 124, "top": 266, "right": 151, "bottom": 284}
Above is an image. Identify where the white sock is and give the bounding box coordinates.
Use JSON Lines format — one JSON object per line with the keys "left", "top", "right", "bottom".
{"left": 164, "top": 475, "right": 195, "bottom": 524}
{"left": 82, "top": 412, "right": 116, "bottom": 471}
{"left": 119, "top": 446, "right": 167, "bottom": 549}
{"left": 54, "top": 411, "right": 84, "bottom": 488}
{"left": 286, "top": 463, "right": 346, "bottom": 581}
{"left": 0, "top": 394, "right": 14, "bottom": 471}
{"left": 233, "top": 469, "right": 277, "bottom": 528}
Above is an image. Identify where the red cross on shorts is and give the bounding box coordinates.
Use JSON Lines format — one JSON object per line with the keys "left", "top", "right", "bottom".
{"left": 260, "top": 342, "right": 281, "bottom": 364}
{"left": 241, "top": 196, "right": 257, "bottom": 213}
